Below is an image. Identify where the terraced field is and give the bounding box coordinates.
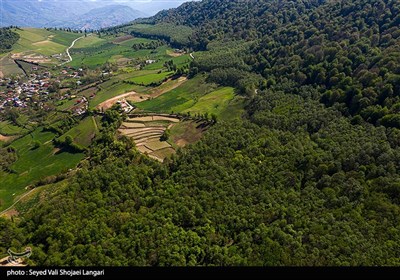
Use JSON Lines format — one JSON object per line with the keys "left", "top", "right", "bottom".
{"left": 118, "top": 115, "right": 181, "bottom": 162}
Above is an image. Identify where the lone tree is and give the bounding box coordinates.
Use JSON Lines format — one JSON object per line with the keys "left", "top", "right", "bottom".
{"left": 160, "top": 129, "right": 170, "bottom": 142}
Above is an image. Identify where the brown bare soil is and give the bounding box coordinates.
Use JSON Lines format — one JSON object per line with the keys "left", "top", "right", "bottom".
{"left": 0, "top": 134, "right": 14, "bottom": 142}
{"left": 135, "top": 132, "right": 163, "bottom": 138}
{"left": 170, "top": 121, "right": 208, "bottom": 148}
{"left": 167, "top": 50, "right": 186, "bottom": 57}
{"left": 1, "top": 208, "right": 19, "bottom": 219}
{"left": 129, "top": 116, "right": 155, "bottom": 122}
{"left": 130, "top": 130, "right": 165, "bottom": 138}
{"left": 116, "top": 57, "right": 131, "bottom": 65}
{"left": 148, "top": 154, "right": 164, "bottom": 162}
{"left": 98, "top": 77, "right": 188, "bottom": 112}
{"left": 137, "top": 146, "right": 154, "bottom": 154}
{"left": 96, "top": 91, "right": 145, "bottom": 111}
{"left": 152, "top": 116, "right": 180, "bottom": 122}
{"left": 119, "top": 127, "right": 165, "bottom": 136}
{"left": 125, "top": 94, "right": 150, "bottom": 103}
{"left": 12, "top": 53, "right": 51, "bottom": 64}
{"left": 121, "top": 122, "right": 146, "bottom": 128}
{"left": 135, "top": 135, "right": 164, "bottom": 146}
{"left": 124, "top": 127, "right": 165, "bottom": 133}
{"left": 176, "top": 139, "right": 189, "bottom": 147}
{"left": 118, "top": 114, "right": 191, "bottom": 162}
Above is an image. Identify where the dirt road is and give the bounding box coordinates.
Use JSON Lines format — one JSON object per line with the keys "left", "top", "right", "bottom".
{"left": 59, "top": 35, "right": 86, "bottom": 66}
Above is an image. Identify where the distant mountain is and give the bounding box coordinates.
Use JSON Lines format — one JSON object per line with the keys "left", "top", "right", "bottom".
{"left": 0, "top": 0, "right": 93, "bottom": 27}
{"left": 58, "top": 5, "right": 148, "bottom": 30}
{"left": 0, "top": 0, "right": 147, "bottom": 30}
{"left": 122, "top": 0, "right": 199, "bottom": 16}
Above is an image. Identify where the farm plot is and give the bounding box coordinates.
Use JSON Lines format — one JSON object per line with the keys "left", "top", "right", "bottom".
{"left": 57, "top": 116, "right": 99, "bottom": 147}
{"left": 127, "top": 71, "right": 174, "bottom": 86}
{"left": 118, "top": 115, "right": 181, "bottom": 162}
{"left": 13, "top": 28, "right": 81, "bottom": 57}
{"left": 0, "top": 128, "right": 84, "bottom": 211}
{"left": 0, "top": 121, "right": 28, "bottom": 136}
{"left": 0, "top": 55, "right": 24, "bottom": 76}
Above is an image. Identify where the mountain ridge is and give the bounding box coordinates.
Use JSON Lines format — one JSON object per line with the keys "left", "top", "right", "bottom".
{"left": 0, "top": 0, "right": 147, "bottom": 30}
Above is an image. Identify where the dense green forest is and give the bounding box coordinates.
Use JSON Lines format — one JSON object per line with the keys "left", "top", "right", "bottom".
{"left": 0, "top": 27, "right": 19, "bottom": 53}
{"left": 2, "top": 0, "right": 400, "bottom": 266}
{"left": 148, "top": 0, "right": 400, "bottom": 127}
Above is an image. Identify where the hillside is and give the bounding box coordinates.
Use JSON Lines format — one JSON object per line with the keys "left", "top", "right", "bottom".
{"left": 1, "top": 0, "right": 400, "bottom": 267}
{"left": 0, "top": 28, "right": 19, "bottom": 53}
{"left": 0, "top": 28, "right": 83, "bottom": 77}
{"left": 137, "top": 0, "right": 400, "bottom": 127}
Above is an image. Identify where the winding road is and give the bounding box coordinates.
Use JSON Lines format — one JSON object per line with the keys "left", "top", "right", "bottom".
{"left": 59, "top": 35, "right": 87, "bottom": 66}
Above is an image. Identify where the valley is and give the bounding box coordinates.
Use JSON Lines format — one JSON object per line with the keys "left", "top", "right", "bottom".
{"left": 1, "top": 0, "right": 400, "bottom": 268}
{"left": 0, "top": 26, "right": 243, "bottom": 213}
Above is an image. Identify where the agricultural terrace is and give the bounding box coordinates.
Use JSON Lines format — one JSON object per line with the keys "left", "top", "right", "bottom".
{"left": 119, "top": 115, "right": 179, "bottom": 162}
{"left": 119, "top": 114, "right": 209, "bottom": 162}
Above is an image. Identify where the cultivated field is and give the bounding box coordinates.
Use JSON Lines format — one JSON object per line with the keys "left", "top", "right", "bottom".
{"left": 0, "top": 28, "right": 83, "bottom": 75}
{"left": 0, "top": 55, "right": 25, "bottom": 76}
{"left": 0, "top": 128, "right": 84, "bottom": 211}
{"left": 88, "top": 82, "right": 144, "bottom": 109}
{"left": 182, "top": 87, "right": 241, "bottom": 120}
{"left": 0, "top": 121, "right": 28, "bottom": 136}
{"left": 127, "top": 71, "right": 174, "bottom": 86}
{"left": 135, "top": 75, "right": 244, "bottom": 121}
{"left": 118, "top": 114, "right": 181, "bottom": 162}
{"left": 57, "top": 116, "right": 99, "bottom": 147}
{"left": 114, "top": 36, "right": 155, "bottom": 46}
{"left": 119, "top": 114, "right": 208, "bottom": 162}
{"left": 12, "top": 28, "right": 81, "bottom": 58}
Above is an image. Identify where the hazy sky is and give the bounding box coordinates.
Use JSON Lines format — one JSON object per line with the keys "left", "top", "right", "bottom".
{"left": 100, "top": 0, "right": 200, "bottom": 15}
{"left": 5, "top": 0, "right": 199, "bottom": 15}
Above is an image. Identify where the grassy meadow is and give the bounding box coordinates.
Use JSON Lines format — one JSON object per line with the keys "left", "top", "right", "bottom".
{"left": 12, "top": 28, "right": 81, "bottom": 56}
{"left": 0, "top": 128, "right": 84, "bottom": 211}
